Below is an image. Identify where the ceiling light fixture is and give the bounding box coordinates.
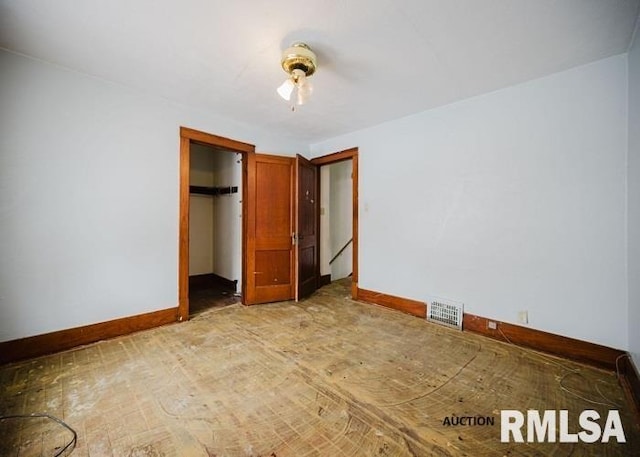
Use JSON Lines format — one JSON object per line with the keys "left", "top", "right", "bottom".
{"left": 277, "top": 42, "right": 317, "bottom": 111}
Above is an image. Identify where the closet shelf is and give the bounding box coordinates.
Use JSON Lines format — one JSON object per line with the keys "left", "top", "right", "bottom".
{"left": 190, "top": 185, "right": 238, "bottom": 196}
{"left": 190, "top": 185, "right": 239, "bottom": 196}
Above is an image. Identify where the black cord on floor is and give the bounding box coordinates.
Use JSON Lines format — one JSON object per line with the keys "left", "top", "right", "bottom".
{"left": 0, "top": 413, "right": 77, "bottom": 457}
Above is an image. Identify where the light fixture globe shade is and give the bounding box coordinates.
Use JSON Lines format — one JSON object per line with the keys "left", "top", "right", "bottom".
{"left": 296, "top": 81, "right": 313, "bottom": 105}
{"left": 277, "top": 78, "right": 295, "bottom": 101}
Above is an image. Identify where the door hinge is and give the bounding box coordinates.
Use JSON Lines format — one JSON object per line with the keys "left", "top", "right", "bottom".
{"left": 292, "top": 232, "right": 297, "bottom": 245}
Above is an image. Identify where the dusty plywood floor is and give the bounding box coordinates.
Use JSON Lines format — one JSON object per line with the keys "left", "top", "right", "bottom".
{"left": 0, "top": 279, "right": 638, "bottom": 456}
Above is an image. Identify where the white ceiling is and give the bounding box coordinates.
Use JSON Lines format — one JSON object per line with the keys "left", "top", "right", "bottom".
{"left": 1, "top": 0, "right": 639, "bottom": 144}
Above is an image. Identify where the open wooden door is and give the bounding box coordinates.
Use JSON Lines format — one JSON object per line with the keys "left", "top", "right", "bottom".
{"left": 296, "top": 154, "right": 319, "bottom": 300}
{"left": 244, "top": 153, "right": 295, "bottom": 305}
{"left": 244, "top": 152, "right": 319, "bottom": 305}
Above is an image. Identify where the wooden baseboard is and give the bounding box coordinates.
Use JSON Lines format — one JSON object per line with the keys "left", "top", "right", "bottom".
{"left": 0, "top": 307, "right": 178, "bottom": 365}
{"left": 189, "top": 273, "right": 237, "bottom": 292}
{"left": 356, "top": 287, "right": 625, "bottom": 371}
{"left": 357, "top": 288, "right": 426, "bottom": 318}
{"left": 619, "top": 355, "right": 640, "bottom": 424}
{"left": 463, "top": 313, "right": 625, "bottom": 370}
{"left": 319, "top": 274, "right": 332, "bottom": 287}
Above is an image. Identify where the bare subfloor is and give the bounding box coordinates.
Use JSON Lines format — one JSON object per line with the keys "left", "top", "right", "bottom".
{"left": 1, "top": 280, "right": 638, "bottom": 456}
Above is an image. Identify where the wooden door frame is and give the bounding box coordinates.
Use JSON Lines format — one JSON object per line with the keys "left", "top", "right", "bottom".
{"left": 310, "top": 148, "right": 359, "bottom": 299}
{"left": 178, "top": 126, "right": 255, "bottom": 321}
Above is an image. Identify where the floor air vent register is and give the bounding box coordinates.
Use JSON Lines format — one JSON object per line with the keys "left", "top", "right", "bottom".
{"left": 427, "top": 299, "right": 464, "bottom": 330}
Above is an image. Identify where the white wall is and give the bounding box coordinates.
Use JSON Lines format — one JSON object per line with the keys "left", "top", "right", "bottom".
{"left": 311, "top": 55, "right": 629, "bottom": 350}
{"left": 628, "top": 26, "right": 640, "bottom": 366}
{"left": 329, "top": 161, "right": 353, "bottom": 280}
{"left": 189, "top": 144, "right": 215, "bottom": 276}
{"left": 211, "top": 150, "right": 242, "bottom": 288}
{"left": 188, "top": 194, "right": 215, "bottom": 275}
{"left": 0, "top": 49, "right": 305, "bottom": 342}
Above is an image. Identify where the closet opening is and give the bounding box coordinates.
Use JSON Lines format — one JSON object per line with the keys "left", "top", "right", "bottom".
{"left": 178, "top": 127, "right": 254, "bottom": 321}
{"left": 188, "top": 143, "right": 242, "bottom": 316}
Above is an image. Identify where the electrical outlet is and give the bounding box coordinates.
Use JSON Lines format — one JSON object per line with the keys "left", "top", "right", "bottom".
{"left": 518, "top": 311, "right": 528, "bottom": 325}
{"left": 487, "top": 320, "right": 497, "bottom": 330}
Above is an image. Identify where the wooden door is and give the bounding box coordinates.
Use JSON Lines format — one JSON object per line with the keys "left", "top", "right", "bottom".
{"left": 296, "top": 154, "right": 319, "bottom": 300}
{"left": 244, "top": 153, "right": 295, "bottom": 305}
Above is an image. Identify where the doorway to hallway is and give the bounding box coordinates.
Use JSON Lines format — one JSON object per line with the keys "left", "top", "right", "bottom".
{"left": 311, "top": 148, "right": 359, "bottom": 299}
